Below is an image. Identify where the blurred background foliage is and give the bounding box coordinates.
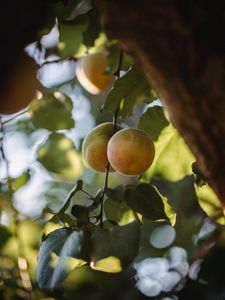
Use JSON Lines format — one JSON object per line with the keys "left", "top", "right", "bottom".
{"left": 0, "top": 1, "right": 225, "bottom": 299}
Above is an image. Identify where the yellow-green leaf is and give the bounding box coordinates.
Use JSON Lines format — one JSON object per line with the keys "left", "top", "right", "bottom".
{"left": 195, "top": 184, "right": 225, "bottom": 224}
{"left": 37, "top": 133, "right": 83, "bottom": 179}
{"left": 142, "top": 124, "right": 195, "bottom": 182}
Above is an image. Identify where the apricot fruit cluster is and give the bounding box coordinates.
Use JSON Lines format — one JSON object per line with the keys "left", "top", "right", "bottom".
{"left": 82, "top": 123, "right": 155, "bottom": 176}
{"left": 76, "top": 51, "right": 114, "bottom": 95}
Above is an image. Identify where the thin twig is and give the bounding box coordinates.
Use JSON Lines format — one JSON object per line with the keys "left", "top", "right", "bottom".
{"left": 81, "top": 189, "right": 94, "bottom": 200}
{"left": 39, "top": 57, "right": 77, "bottom": 68}
{"left": 99, "top": 162, "right": 111, "bottom": 227}
{"left": 1, "top": 109, "right": 29, "bottom": 125}
{"left": 113, "top": 50, "right": 123, "bottom": 130}
{"left": 59, "top": 183, "right": 82, "bottom": 214}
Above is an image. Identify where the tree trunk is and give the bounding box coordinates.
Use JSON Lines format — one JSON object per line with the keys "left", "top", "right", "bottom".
{"left": 96, "top": 0, "right": 225, "bottom": 207}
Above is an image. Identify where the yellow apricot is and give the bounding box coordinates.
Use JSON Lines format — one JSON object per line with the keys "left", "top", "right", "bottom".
{"left": 107, "top": 128, "right": 155, "bottom": 176}
{"left": 75, "top": 51, "right": 115, "bottom": 95}
{"left": 82, "top": 122, "right": 122, "bottom": 172}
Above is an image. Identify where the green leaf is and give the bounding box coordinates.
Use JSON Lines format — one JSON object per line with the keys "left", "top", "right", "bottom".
{"left": 30, "top": 93, "right": 74, "bottom": 131}
{"left": 58, "top": 14, "right": 88, "bottom": 59}
{"left": 142, "top": 124, "right": 195, "bottom": 182}
{"left": 83, "top": 8, "right": 101, "bottom": 48}
{"left": 104, "top": 199, "right": 136, "bottom": 225}
{"left": 48, "top": 0, "right": 79, "bottom": 21}
{"left": 104, "top": 185, "right": 137, "bottom": 225}
{"left": 36, "top": 228, "right": 86, "bottom": 288}
{"left": 125, "top": 183, "right": 170, "bottom": 222}
{"left": 43, "top": 214, "right": 73, "bottom": 237}
{"left": 105, "top": 42, "right": 121, "bottom": 75}
{"left": 195, "top": 184, "right": 225, "bottom": 224}
{"left": 192, "top": 161, "right": 207, "bottom": 186}
{"left": 71, "top": 205, "right": 90, "bottom": 224}
{"left": 104, "top": 66, "right": 156, "bottom": 118}
{"left": 121, "top": 52, "right": 133, "bottom": 72}
{"left": 37, "top": 133, "right": 83, "bottom": 179}
{"left": 47, "top": 180, "right": 83, "bottom": 228}
{"left": 92, "top": 256, "right": 122, "bottom": 273}
{"left": 138, "top": 106, "right": 169, "bottom": 141}
{"left": 60, "top": 180, "right": 83, "bottom": 211}
{"left": 90, "top": 221, "right": 140, "bottom": 271}
{"left": 162, "top": 196, "right": 177, "bottom": 227}
{"left": 0, "top": 227, "right": 11, "bottom": 249}
{"left": 38, "top": 7, "right": 56, "bottom": 37}
{"left": 12, "top": 170, "right": 31, "bottom": 191}
{"left": 105, "top": 186, "right": 127, "bottom": 203}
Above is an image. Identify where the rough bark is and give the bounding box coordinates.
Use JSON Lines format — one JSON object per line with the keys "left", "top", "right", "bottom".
{"left": 96, "top": 0, "right": 225, "bottom": 207}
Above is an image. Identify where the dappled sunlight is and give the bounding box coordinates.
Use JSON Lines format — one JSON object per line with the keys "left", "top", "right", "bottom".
{"left": 91, "top": 256, "right": 122, "bottom": 273}
{"left": 37, "top": 133, "right": 84, "bottom": 180}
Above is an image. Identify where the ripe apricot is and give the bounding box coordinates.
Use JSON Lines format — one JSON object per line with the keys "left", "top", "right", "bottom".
{"left": 75, "top": 51, "right": 114, "bottom": 95}
{"left": 82, "top": 122, "right": 122, "bottom": 172}
{"left": 107, "top": 128, "right": 155, "bottom": 176}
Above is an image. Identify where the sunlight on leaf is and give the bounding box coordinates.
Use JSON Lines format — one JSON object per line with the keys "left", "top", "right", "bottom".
{"left": 43, "top": 221, "right": 63, "bottom": 237}
{"left": 36, "top": 228, "right": 85, "bottom": 288}
{"left": 12, "top": 170, "right": 30, "bottom": 191}
{"left": 104, "top": 198, "right": 136, "bottom": 225}
{"left": 125, "top": 183, "right": 175, "bottom": 225}
{"left": 37, "top": 133, "right": 83, "bottom": 179}
{"left": 58, "top": 15, "right": 88, "bottom": 59}
{"left": 30, "top": 93, "right": 74, "bottom": 131}
{"left": 138, "top": 106, "right": 169, "bottom": 141}
{"left": 142, "top": 124, "right": 195, "bottom": 182}
{"left": 195, "top": 184, "right": 225, "bottom": 224}
{"left": 104, "top": 66, "right": 156, "bottom": 118}
{"left": 91, "top": 256, "right": 122, "bottom": 273}
{"left": 90, "top": 222, "right": 140, "bottom": 270}
{"left": 162, "top": 196, "right": 177, "bottom": 226}
{"left": 105, "top": 42, "right": 120, "bottom": 75}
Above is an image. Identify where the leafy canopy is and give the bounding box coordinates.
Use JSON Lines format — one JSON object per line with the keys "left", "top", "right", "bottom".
{"left": 0, "top": 1, "right": 222, "bottom": 299}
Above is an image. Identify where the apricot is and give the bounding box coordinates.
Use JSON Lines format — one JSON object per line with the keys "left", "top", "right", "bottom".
{"left": 1, "top": 53, "right": 38, "bottom": 114}
{"left": 107, "top": 128, "right": 155, "bottom": 176}
{"left": 82, "top": 122, "right": 122, "bottom": 172}
{"left": 75, "top": 51, "right": 114, "bottom": 95}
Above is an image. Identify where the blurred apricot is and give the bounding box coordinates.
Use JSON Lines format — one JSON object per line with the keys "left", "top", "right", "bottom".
{"left": 76, "top": 51, "right": 114, "bottom": 94}
{"left": 1, "top": 53, "right": 38, "bottom": 115}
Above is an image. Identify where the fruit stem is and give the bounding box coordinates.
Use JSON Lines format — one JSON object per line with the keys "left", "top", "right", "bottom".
{"left": 99, "top": 49, "right": 123, "bottom": 227}
{"left": 99, "top": 162, "right": 110, "bottom": 227}
{"left": 113, "top": 49, "right": 123, "bottom": 131}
